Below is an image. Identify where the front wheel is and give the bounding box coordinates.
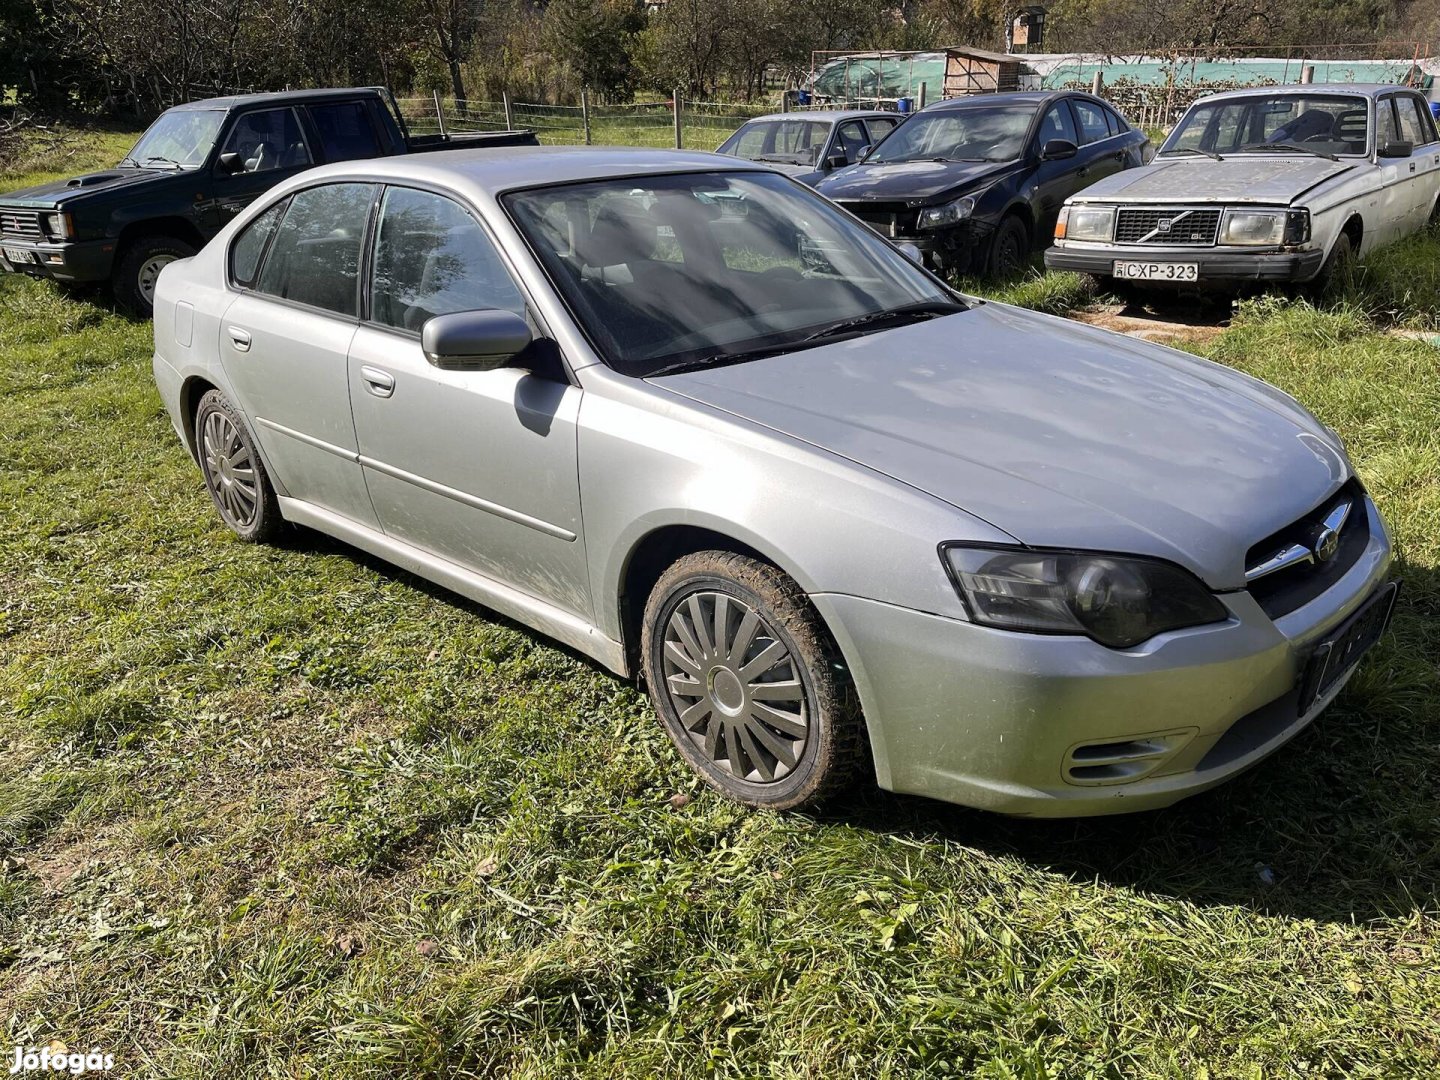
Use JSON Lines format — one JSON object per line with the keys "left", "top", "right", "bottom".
{"left": 640, "top": 551, "right": 866, "bottom": 809}
{"left": 113, "top": 234, "right": 196, "bottom": 317}
{"left": 1312, "top": 231, "right": 1356, "bottom": 297}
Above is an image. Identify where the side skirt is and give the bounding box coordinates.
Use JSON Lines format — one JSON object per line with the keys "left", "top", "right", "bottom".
{"left": 277, "top": 496, "right": 628, "bottom": 677}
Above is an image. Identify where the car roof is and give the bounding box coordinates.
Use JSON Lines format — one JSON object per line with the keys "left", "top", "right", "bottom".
{"left": 922, "top": 90, "right": 1076, "bottom": 113}
{"left": 292, "top": 145, "right": 771, "bottom": 196}
{"left": 170, "top": 87, "right": 385, "bottom": 111}
{"left": 1192, "top": 83, "right": 1414, "bottom": 101}
{"left": 741, "top": 110, "right": 898, "bottom": 124}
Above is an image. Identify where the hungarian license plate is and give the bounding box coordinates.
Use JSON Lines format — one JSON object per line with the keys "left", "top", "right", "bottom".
{"left": 1113, "top": 260, "right": 1197, "bottom": 282}
{"left": 1298, "top": 581, "right": 1398, "bottom": 714}
{"left": 3, "top": 246, "right": 34, "bottom": 265}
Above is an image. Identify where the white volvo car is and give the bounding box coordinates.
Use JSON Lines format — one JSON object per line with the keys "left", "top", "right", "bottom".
{"left": 1046, "top": 84, "right": 1440, "bottom": 290}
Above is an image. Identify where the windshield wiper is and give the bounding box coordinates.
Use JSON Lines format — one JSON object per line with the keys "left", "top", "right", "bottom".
{"left": 1239, "top": 141, "right": 1338, "bottom": 161}
{"left": 140, "top": 155, "right": 184, "bottom": 169}
{"left": 1163, "top": 146, "right": 1224, "bottom": 161}
{"left": 645, "top": 342, "right": 809, "bottom": 378}
{"left": 801, "top": 301, "right": 965, "bottom": 343}
{"left": 118, "top": 155, "right": 140, "bottom": 167}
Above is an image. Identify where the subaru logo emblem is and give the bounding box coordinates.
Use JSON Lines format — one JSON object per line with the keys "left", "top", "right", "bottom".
{"left": 1313, "top": 527, "right": 1340, "bottom": 563}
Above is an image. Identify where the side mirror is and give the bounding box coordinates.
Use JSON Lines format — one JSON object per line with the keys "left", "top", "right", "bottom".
{"left": 422, "top": 309, "right": 533, "bottom": 371}
{"left": 1040, "top": 139, "right": 1079, "bottom": 161}
{"left": 896, "top": 242, "right": 925, "bottom": 266}
{"left": 1378, "top": 139, "right": 1413, "bottom": 159}
{"left": 217, "top": 152, "right": 245, "bottom": 174}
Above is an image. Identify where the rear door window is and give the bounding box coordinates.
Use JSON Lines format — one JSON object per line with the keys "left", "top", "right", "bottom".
{"left": 307, "top": 102, "right": 382, "bottom": 161}
{"left": 1072, "top": 100, "right": 1111, "bottom": 144}
{"left": 255, "top": 182, "right": 377, "bottom": 316}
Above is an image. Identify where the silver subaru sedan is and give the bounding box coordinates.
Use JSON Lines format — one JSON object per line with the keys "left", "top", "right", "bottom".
{"left": 150, "top": 147, "right": 1395, "bottom": 816}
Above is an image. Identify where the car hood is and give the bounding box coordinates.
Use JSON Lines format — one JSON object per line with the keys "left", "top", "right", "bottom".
{"left": 1, "top": 166, "right": 180, "bottom": 207}
{"left": 652, "top": 303, "right": 1350, "bottom": 589}
{"left": 817, "top": 159, "right": 1015, "bottom": 202}
{"left": 1069, "top": 156, "right": 1356, "bottom": 205}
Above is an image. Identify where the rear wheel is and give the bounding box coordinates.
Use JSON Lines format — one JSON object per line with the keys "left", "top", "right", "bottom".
{"left": 640, "top": 551, "right": 866, "bottom": 809}
{"left": 194, "top": 389, "right": 283, "bottom": 543}
{"left": 113, "top": 234, "right": 196, "bottom": 318}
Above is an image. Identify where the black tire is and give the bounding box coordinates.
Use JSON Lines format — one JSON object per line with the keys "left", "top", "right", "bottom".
{"left": 987, "top": 214, "right": 1030, "bottom": 280}
{"left": 1313, "top": 231, "right": 1356, "bottom": 297}
{"left": 112, "top": 234, "right": 196, "bottom": 318}
{"left": 194, "top": 389, "right": 283, "bottom": 543}
{"left": 640, "top": 551, "right": 866, "bottom": 810}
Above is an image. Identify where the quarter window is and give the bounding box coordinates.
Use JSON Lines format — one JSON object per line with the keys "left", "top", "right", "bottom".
{"left": 307, "top": 102, "right": 381, "bottom": 161}
{"left": 230, "top": 199, "right": 287, "bottom": 287}
{"left": 1072, "top": 100, "right": 1111, "bottom": 144}
{"left": 370, "top": 187, "right": 524, "bottom": 332}
{"left": 219, "top": 109, "right": 310, "bottom": 174}
{"left": 254, "top": 183, "right": 376, "bottom": 316}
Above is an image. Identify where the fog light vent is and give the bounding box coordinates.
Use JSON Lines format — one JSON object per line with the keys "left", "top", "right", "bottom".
{"left": 1063, "top": 729, "right": 1196, "bottom": 787}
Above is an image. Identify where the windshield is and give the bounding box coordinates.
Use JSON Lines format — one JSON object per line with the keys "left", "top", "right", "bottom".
{"left": 1162, "top": 94, "right": 1370, "bottom": 157}
{"left": 717, "top": 120, "right": 830, "bottom": 163}
{"left": 504, "top": 171, "right": 961, "bottom": 378}
{"left": 866, "top": 105, "right": 1036, "bottom": 163}
{"left": 124, "top": 109, "right": 225, "bottom": 168}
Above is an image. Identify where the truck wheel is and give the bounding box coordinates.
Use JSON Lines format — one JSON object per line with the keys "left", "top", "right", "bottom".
{"left": 640, "top": 551, "right": 867, "bottom": 810}
{"left": 113, "top": 235, "right": 196, "bottom": 318}
{"left": 987, "top": 215, "right": 1030, "bottom": 280}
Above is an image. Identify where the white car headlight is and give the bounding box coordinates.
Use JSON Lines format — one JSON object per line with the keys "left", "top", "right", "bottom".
{"left": 917, "top": 196, "right": 975, "bottom": 230}
{"left": 1060, "top": 205, "right": 1115, "bottom": 243}
{"left": 1221, "top": 210, "right": 1287, "bottom": 246}
{"left": 41, "top": 212, "right": 73, "bottom": 239}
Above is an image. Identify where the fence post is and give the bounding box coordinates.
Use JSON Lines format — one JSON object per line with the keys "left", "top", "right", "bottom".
{"left": 1091, "top": 71, "right": 1104, "bottom": 96}
{"left": 581, "top": 88, "right": 592, "bottom": 145}
{"left": 503, "top": 91, "right": 513, "bottom": 130}
{"left": 1301, "top": 64, "right": 1315, "bottom": 84}
{"left": 917, "top": 82, "right": 927, "bottom": 110}
{"left": 433, "top": 89, "right": 447, "bottom": 137}
{"left": 674, "top": 88, "right": 683, "bottom": 149}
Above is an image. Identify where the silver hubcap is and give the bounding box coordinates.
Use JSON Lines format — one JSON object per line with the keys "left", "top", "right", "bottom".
{"left": 661, "top": 590, "right": 809, "bottom": 784}
{"left": 137, "top": 254, "right": 177, "bottom": 304}
{"left": 201, "top": 410, "right": 259, "bottom": 528}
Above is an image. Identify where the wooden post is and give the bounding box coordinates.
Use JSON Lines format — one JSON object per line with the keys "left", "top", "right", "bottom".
{"left": 917, "top": 82, "right": 927, "bottom": 110}
{"left": 1301, "top": 64, "right": 1315, "bottom": 84}
{"left": 1091, "top": 71, "right": 1104, "bottom": 96}
{"left": 674, "top": 88, "right": 683, "bottom": 149}
{"left": 503, "top": 91, "right": 513, "bottom": 130}
{"left": 581, "top": 89, "right": 592, "bottom": 145}
{"left": 433, "top": 89, "right": 447, "bottom": 136}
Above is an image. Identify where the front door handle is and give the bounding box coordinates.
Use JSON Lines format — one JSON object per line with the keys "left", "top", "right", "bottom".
{"left": 227, "top": 326, "right": 251, "bottom": 352}
{"left": 360, "top": 365, "right": 395, "bottom": 398}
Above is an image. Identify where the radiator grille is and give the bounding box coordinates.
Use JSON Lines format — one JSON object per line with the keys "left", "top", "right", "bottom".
{"left": 1114, "top": 207, "right": 1220, "bottom": 246}
{"left": 0, "top": 209, "right": 44, "bottom": 240}
{"left": 1245, "top": 479, "right": 1369, "bottom": 619}
{"left": 835, "top": 200, "right": 915, "bottom": 239}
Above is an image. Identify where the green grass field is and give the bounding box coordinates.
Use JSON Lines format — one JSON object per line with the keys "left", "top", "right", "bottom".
{"left": 2, "top": 132, "right": 1439, "bottom": 1077}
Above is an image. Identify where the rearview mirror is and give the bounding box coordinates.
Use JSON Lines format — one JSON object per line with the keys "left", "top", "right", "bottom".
{"left": 1378, "top": 139, "right": 1413, "bottom": 159}
{"left": 422, "top": 309, "right": 533, "bottom": 371}
{"left": 217, "top": 152, "right": 244, "bottom": 174}
{"left": 1040, "top": 139, "right": 1078, "bottom": 161}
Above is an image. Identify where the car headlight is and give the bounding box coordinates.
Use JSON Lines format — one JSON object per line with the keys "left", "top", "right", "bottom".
{"left": 917, "top": 196, "right": 975, "bottom": 230}
{"left": 41, "top": 212, "right": 74, "bottom": 239}
{"left": 941, "top": 545, "right": 1229, "bottom": 649}
{"left": 1057, "top": 205, "right": 1115, "bottom": 242}
{"left": 1220, "top": 209, "right": 1309, "bottom": 246}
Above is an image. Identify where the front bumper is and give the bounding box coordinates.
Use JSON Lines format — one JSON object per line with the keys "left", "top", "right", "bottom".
{"left": 0, "top": 237, "right": 114, "bottom": 283}
{"left": 812, "top": 497, "right": 1393, "bottom": 817}
{"left": 1045, "top": 243, "right": 1326, "bottom": 284}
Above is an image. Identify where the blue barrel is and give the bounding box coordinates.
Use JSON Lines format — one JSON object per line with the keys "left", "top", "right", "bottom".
{"left": 797, "top": 89, "right": 812, "bottom": 106}
{"left": 897, "top": 97, "right": 913, "bottom": 114}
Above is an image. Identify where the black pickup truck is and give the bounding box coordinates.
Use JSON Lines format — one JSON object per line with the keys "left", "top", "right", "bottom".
{"left": 0, "top": 87, "right": 536, "bottom": 315}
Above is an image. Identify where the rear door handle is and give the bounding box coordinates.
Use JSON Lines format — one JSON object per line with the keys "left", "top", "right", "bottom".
{"left": 227, "top": 326, "right": 251, "bottom": 352}
{"left": 360, "top": 365, "right": 395, "bottom": 398}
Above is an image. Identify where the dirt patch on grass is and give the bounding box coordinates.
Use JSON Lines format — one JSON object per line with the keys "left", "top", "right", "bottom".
{"left": 1075, "top": 302, "right": 1230, "bottom": 345}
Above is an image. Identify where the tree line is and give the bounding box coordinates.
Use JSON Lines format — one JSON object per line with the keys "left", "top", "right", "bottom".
{"left": 2, "top": 0, "right": 1437, "bottom": 117}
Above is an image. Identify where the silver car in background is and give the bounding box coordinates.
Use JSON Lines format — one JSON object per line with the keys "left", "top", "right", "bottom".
{"left": 715, "top": 110, "right": 903, "bottom": 186}
{"left": 151, "top": 148, "right": 1395, "bottom": 816}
